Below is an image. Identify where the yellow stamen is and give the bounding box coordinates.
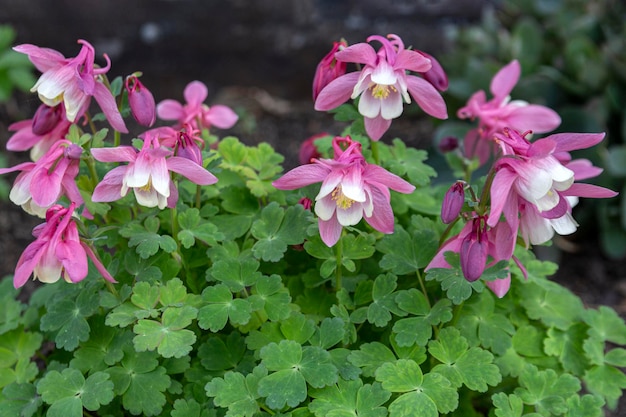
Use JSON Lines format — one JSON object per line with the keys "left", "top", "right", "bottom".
{"left": 370, "top": 84, "right": 397, "bottom": 100}
{"left": 332, "top": 186, "right": 355, "bottom": 209}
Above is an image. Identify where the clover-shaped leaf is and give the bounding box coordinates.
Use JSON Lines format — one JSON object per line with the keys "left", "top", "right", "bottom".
{"left": 209, "top": 256, "right": 262, "bottom": 292}
{"left": 428, "top": 327, "right": 501, "bottom": 392}
{"left": 348, "top": 342, "right": 396, "bottom": 378}
{"left": 582, "top": 306, "right": 626, "bottom": 345}
{"left": 199, "top": 332, "right": 249, "bottom": 372}
{"left": 133, "top": 305, "right": 198, "bottom": 358}
{"left": 309, "top": 379, "right": 390, "bottom": 417}
{"left": 251, "top": 202, "right": 311, "bottom": 262}
{"left": 37, "top": 369, "right": 114, "bottom": 417}
{"left": 177, "top": 208, "right": 224, "bottom": 248}
{"left": 392, "top": 289, "right": 452, "bottom": 347}
{"left": 517, "top": 279, "right": 583, "bottom": 330}
{"left": 248, "top": 274, "right": 292, "bottom": 322}
{"left": 119, "top": 218, "right": 177, "bottom": 259}
{"left": 0, "top": 382, "right": 42, "bottom": 417}
{"left": 198, "top": 284, "right": 252, "bottom": 332}
{"left": 382, "top": 139, "right": 437, "bottom": 186}
{"left": 377, "top": 225, "right": 438, "bottom": 274}
{"left": 367, "top": 273, "right": 405, "bottom": 327}
{"left": 425, "top": 252, "right": 484, "bottom": 305}
{"left": 205, "top": 367, "right": 266, "bottom": 417}
{"left": 514, "top": 365, "right": 581, "bottom": 416}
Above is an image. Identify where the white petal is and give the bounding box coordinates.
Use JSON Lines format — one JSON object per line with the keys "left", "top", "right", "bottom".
{"left": 371, "top": 61, "right": 397, "bottom": 85}
{"left": 336, "top": 202, "right": 363, "bottom": 226}
{"left": 358, "top": 90, "right": 381, "bottom": 118}
{"left": 380, "top": 89, "right": 403, "bottom": 119}
{"left": 314, "top": 195, "right": 336, "bottom": 221}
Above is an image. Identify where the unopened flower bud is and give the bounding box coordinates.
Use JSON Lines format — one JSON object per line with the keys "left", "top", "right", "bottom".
{"left": 63, "top": 144, "right": 83, "bottom": 160}
{"left": 177, "top": 131, "right": 203, "bottom": 166}
{"left": 312, "top": 40, "right": 348, "bottom": 101}
{"left": 126, "top": 74, "right": 156, "bottom": 127}
{"left": 441, "top": 181, "right": 465, "bottom": 224}
{"left": 32, "top": 104, "right": 63, "bottom": 135}
{"left": 299, "top": 133, "right": 326, "bottom": 165}
{"left": 460, "top": 228, "right": 487, "bottom": 282}
{"left": 298, "top": 197, "right": 313, "bottom": 210}
{"left": 438, "top": 136, "right": 459, "bottom": 153}
{"left": 419, "top": 52, "right": 448, "bottom": 92}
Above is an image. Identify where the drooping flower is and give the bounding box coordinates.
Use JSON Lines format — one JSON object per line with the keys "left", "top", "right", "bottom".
{"left": 312, "top": 40, "right": 348, "bottom": 101}
{"left": 272, "top": 136, "right": 415, "bottom": 246}
{"left": 126, "top": 73, "right": 156, "bottom": 127}
{"left": 156, "top": 80, "right": 238, "bottom": 131}
{"left": 315, "top": 34, "right": 448, "bottom": 141}
{"left": 91, "top": 131, "right": 217, "bottom": 209}
{"left": 155, "top": 124, "right": 205, "bottom": 166}
{"left": 426, "top": 215, "right": 518, "bottom": 297}
{"left": 13, "top": 202, "right": 116, "bottom": 288}
{"left": 14, "top": 39, "right": 128, "bottom": 133}
{"left": 441, "top": 181, "right": 465, "bottom": 224}
{"left": 488, "top": 128, "right": 617, "bottom": 245}
{"left": 458, "top": 60, "right": 561, "bottom": 164}
{"left": 299, "top": 132, "right": 327, "bottom": 165}
{"left": 0, "top": 140, "right": 83, "bottom": 217}
{"left": 6, "top": 104, "right": 72, "bottom": 161}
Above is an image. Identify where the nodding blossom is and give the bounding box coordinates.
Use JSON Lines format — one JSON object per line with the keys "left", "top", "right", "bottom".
{"left": 13, "top": 202, "right": 116, "bottom": 288}
{"left": 14, "top": 39, "right": 128, "bottom": 133}
{"left": 0, "top": 140, "right": 83, "bottom": 217}
{"left": 156, "top": 80, "right": 238, "bottom": 131}
{"left": 458, "top": 60, "right": 561, "bottom": 164}
{"left": 314, "top": 34, "right": 448, "bottom": 141}
{"left": 91, "top": 131, "right": 217, "bottom": 209}
{"left": 272, "top": 136, "right": 415, "bottom": 247}
{"left": 312, "top": 40, "right": 348, "bottom": 101}
{"left": 126, "top": 74, "right": 157, "bottom": 127}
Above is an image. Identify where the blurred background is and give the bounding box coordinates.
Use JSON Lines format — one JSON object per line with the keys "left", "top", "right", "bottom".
{"left": 1, "top": 0, "right": 626, "bottom": 324}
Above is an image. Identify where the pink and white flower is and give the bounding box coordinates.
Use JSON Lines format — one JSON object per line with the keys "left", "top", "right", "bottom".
{"left": 314, "top": 34, "right": 448, "bottom": 141}
{"left": 272, "top": 136, "right": 415, "bottom": 246}
{"left": 91, "top": 131, "right": 217, "bottom": 209}
{"left": 488, "top": 128, "right": 617, "bottom": 245}
{"left": 14, "top": 39, "right": 128, "bottom": 133}
{"left": 458, "top": 60, "right": 561, "bottom": 164}
{"left": 157, "top": 80, "right": 238, "bottom": 131}
{"left": 0, "top": 140, "right": 83, "bottom": 217}
{"left": 13, "top": 202, "right": 116, "bottom": 288}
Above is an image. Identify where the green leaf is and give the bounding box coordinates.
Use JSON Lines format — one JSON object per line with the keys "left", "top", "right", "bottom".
{"left": 367, "top": 273, "right": 404, "bottom": 327}
{"left": 565, "top": 394, "right": 605, "bottom": 417}
{"left": 209, "top": 257, "right": 262, "bottom": 292}
{"left": 70, "top": 318, "right": 129, "bottom": 372}
{"left": 39, "top": 285, "right": 99, "bottom": 351}
{"left": 309, "top": 317, "right": 346, "bottom": 350}
{"left": 280, "top": 312, "right": 316, "bottom": 344}
{"left": 199, "top": 332, "right": 248, "bottom": 371}
{"left": 248, "top": 274, "right": 292, "bottom": 322}
{"left": 428, "top": 327, "right": 501, "bottom": 392}
{"left": 198, "top": 284, "right": 252, "bottom": 332}
{"left": 393, "top": 290, "right": 452, "bottom": 347}
{"left": 300, "top": 346, "right": 338, "bottom": 388}
{"left": 377, "top": 225, "right": 438, "bottom": 274}
{"left": 375, "top": 360, "right": 458, "bottom": 416}
{"left": 205, "top": 368, "right": 265, "bottom": 417}
{"left": 425, "top": 252, "right": 484, "bottom": 304}
{"left": 582, "top": 306, "right": 626, "bottom": 345}
{"left": 106, "top": 348, "right": 171, "bottom": 416}
{"left": 382, "top": 139, "right": 437, "bottom": 186}
{"left": 309, "top": 379, "right": 390, "bottom": 417}
{"left": 251, "top": 202, "right": 311, "bottom": 262}
{"left": 133, "top": 305, "right": 198, "bottom": 358}
{"left": 177, "top": 208, "right": 224, "bottom": 248}
{"left": 584, "top": 364, "right": 626, "bottom": 410}
{"left": 517, "top": 279, "right": 584, "bottom": 330}
{"left": 543, "top": 324, "right": 589, "bottom": 375}
{"left": 259, "top": 340, "right": 307, "bottom": 409}
{"left": 0, "top": 382, "right": 42, "bottom": 417}
{"left": 348, "top": 342, "right": 397, "bottom": 378}
{"left": 171, "top": 398, "right": 214, "bottom": 417}
{"left": 37, "top": 369, "right": 114, "bottom": 416}
{"left": 0, "top": 279, "right": 23, "bottom": 335}
{"left": 119, "top": 219, "right": 177, "bottom": 259}
{"left": 491, "top": 392, "right": 542, "bottom": 417}
{"left": 514, "top": 365, "right": 581, "bottom": 416}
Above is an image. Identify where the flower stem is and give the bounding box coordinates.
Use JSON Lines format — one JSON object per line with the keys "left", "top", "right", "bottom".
{"left": 335, "top": 234, "right": 344, "bottom": 292}
{"left": 195, "top": 185, "right": 202, "bottom": 209}
{"left": 416, "top": 269, "right": 431, "bottom": 309}
{"left": 370, "top": 140, "right": 380, "bottom": 165}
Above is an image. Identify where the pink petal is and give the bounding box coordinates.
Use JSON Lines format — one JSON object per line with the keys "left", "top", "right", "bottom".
{"left": 395, "top": 50, "right": 432, "bottom": 73}
{"left": 13, "top": 44, "right": 66, "bottom": 72}
{"left": 506, "top": 105, "right": 561, "bottom": 133}
{"left": 562, "top": 183, "right": 618, "bottom": 199}
{"left": 156, "top": 99, "right": 185, "bottom": 121}
{"left": 486, "top": 276, "right": 511, "bottom": 298}
{"left": 363, "top": 165, "right": 415, "bottom": 194}
{"left": 92, "top": 82, "right": 128, "bottom": 133}
{"left": 487, "top": 168, "right": 517, "bottom": 227}
{"left": 334, "top": 43, "right": 378, "bottom": 66}
{"left": 82, "top": 243, "right": 117, "bottom": 283}
{"left": 167, "top": 156, "right": 217, "bottom": 185}
{"left": 56, "top": 240, "right": 88, "bottom": 283}
{"left": 314, "top": 72, "right": 361, "bottom": 111}
{"left": 318, "top": 215, "right": 343, "bottom": 247}
{"left": 364, "top": 116, "right": 392, "bottom": 141}
{"left": 92, "top": 166, "right": 127, "bottom": 202}
{"left": 405, "top": 76, "right": 448, "bottom": 119}
{"left": 363, "top": 186, "right": 394, "bottom": 234}
{"left": 184, "top": 81, "right": 208, "bottom": 107}
{"left": 463, "top": 128, "right": 492, "bottom": 165}
{"left": 549, "top": 132, "right": 606, "bottom": 153}
{"left": 272, "top": 164, "right": 330, "bottom": 190}
{"left": 91, "top": 146, "right": 137, "bottom": 163}
{"left": 490, "top": 60, "right": 520, "bottom": 102}
{"left": 567, "top": 159, "right": 603, "bottom": 181}
{"left": 204, "top": 105, "right": 238, "bottom": 129}
{"left": 527, "top": 138, "right": 557, "bottom": 158}
{"left": 13, "top": 239, "right": 48, "bottom": 288}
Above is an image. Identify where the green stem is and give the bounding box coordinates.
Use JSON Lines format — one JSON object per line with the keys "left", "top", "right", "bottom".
{"left": 105, "top": 280, "right": 119, "bottom": 297}
{"left": 335, "top": 233, "right": 344, "bottom": 292}
{"left": 416, "top": 269, "right": 431, "bottom": 309}
{"left": 84, "top": 111, "right": 97, "bottom": 135}
{"left": 113, "top": 129, "right": 121, "bottom": 147}
{"left": 85, "top": 155, "right": 100, "bottom": 190}
{"left": 370, "top": 140, "right": 380, "bottom": 165}
{"left": 195, "top": 185, "right": 202, "bottom": 209}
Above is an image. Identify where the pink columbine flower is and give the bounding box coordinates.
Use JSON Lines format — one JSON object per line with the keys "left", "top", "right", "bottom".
{"left": 13, "top": 39, "right": 128, "bottom": 133}
{"left": 315, "top": 34, "right": 448, "bottom": 141}
{"left": 426, "top": 215, "right": 519, "bottom": 298}
{"left": 312, "top": 40, "right": 348, "bottom": 101}
{"left": 13, "top": 202, "right": 116, "bottom": 288}
{"left": 272, "top": 136, "right": 415, "bottom": 247}
{"left": 0, "top": 140, "right": 83, "bottom": 217}
{"left": 156, "top": 80, "right": 238, "bottom": 131}
{"left": 458, "top": 60, "right": 561, "bottom": 164}
{"left": 6, "top": 105, "right": 72, "bottom": 161}
{"left": 154, "top": 124, "right": 205, "bottom": 166}
{"left": 299, "top": 132, "right": 327, "bottom": 165}
{"left": 488, "top": 128, "right": 617, "bottom": 245}
{"left": 91, "top": 131, "right": 217, "bottom": 209}
{"left": 126, "top": 73, "right": 156, "bottom": 127}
